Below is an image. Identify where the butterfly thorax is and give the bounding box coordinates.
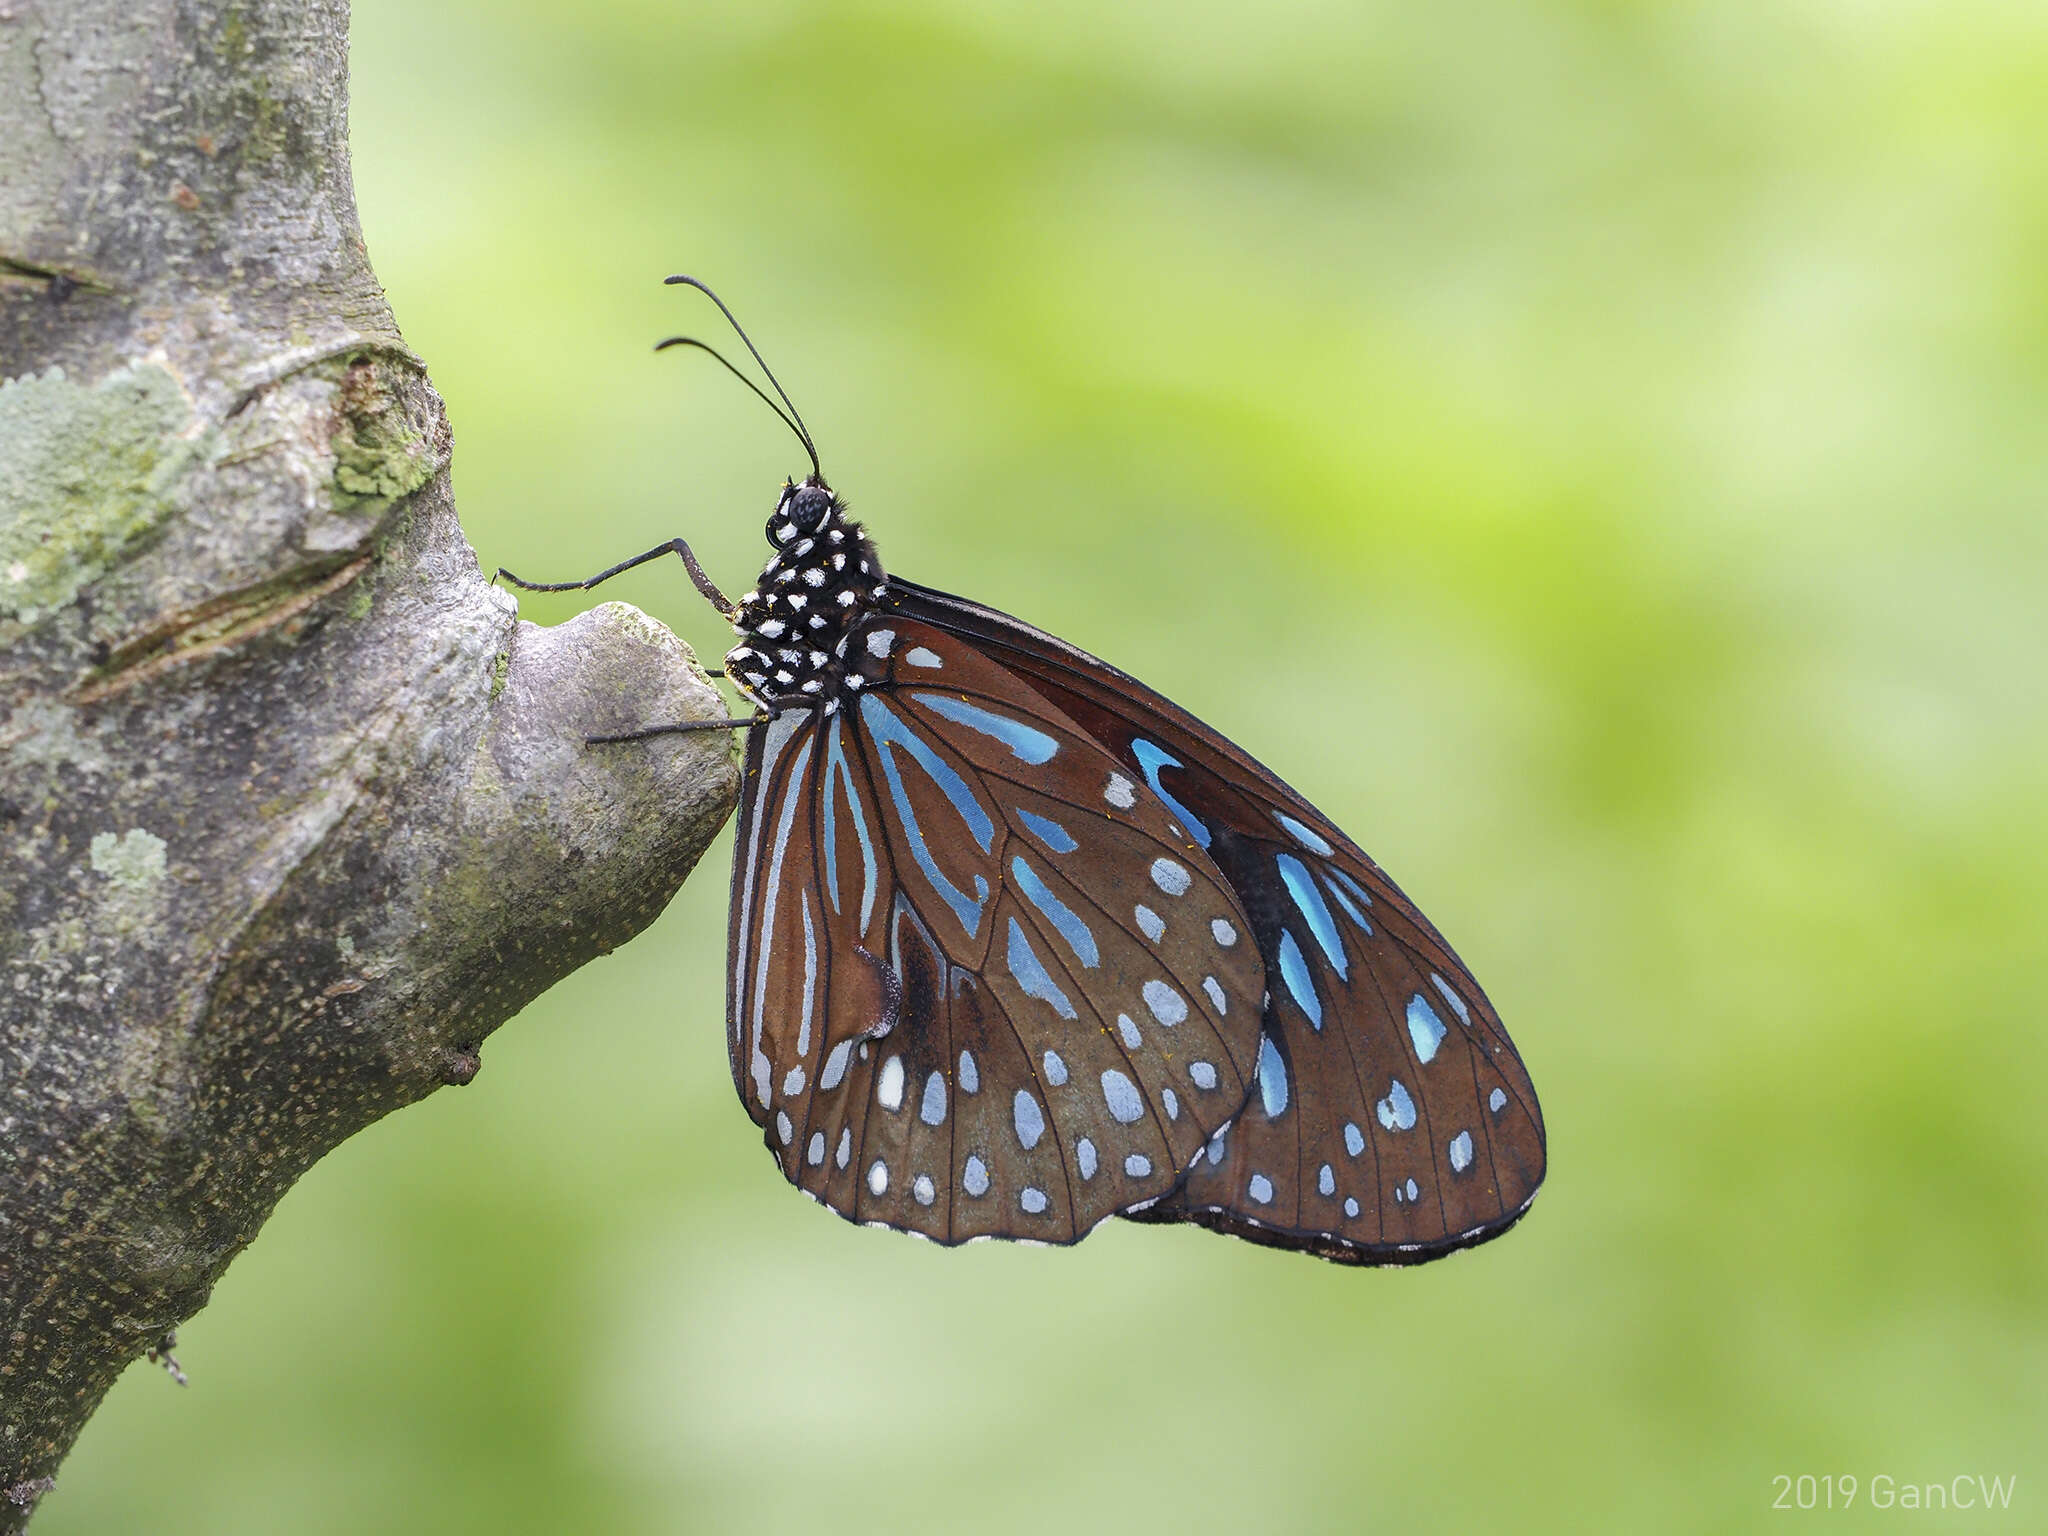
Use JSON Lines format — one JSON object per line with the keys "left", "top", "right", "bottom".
{"left": 725, "top": 477, "right": 888, "bottom": 712}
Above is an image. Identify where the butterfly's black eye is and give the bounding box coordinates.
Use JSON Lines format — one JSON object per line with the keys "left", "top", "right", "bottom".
{"left": 769, "top": 482, "right": 835, "bottom": 545}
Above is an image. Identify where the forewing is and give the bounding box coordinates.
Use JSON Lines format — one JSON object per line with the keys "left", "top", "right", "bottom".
{"left": 886, "top": 580, "right": 1545, "bottom": 1263}
{"left": 727, "top": 617, "right": 1267, "bottom": 1245}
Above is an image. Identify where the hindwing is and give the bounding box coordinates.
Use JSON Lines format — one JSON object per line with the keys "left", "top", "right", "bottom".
{"left": 885, "top": 580, "right": 1546, "bottom": 1263}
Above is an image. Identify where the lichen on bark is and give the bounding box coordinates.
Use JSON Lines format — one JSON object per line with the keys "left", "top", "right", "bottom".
{"left": 0, "top": 364, "right": 198, "bottom": 629}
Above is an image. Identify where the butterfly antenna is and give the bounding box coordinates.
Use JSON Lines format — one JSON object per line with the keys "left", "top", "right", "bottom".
{"left": 664, "top": 274, "right": 822, "bottom": 480}
{"left": 654, "top": 336, "right": 811, "bottom": 459}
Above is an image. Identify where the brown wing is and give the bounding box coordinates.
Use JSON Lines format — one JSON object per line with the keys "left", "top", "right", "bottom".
{"left": 886, "top": 580, "right": 1545, "bottom": 1264}
{"left": 726, "top": 616, "right": 1267, "bottom": 1244}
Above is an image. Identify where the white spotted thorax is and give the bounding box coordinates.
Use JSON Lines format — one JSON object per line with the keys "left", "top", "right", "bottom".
{"left": 724, "top": 476, "right": 888, "bottom": 712}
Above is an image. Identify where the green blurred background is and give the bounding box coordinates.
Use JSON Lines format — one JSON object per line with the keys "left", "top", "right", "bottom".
{"left": 42, "top": 2, "right": 2048, "bottom": 1531}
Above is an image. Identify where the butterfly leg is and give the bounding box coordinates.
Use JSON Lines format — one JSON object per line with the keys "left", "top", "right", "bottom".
{"left": 585, "top": 715, "right": 757, "bottom": 745}
{"left": 496, "top": 538, "right": 737, "bottom": 618}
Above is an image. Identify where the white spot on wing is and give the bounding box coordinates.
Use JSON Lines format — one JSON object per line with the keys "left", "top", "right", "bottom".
{"left": 1134, "top": 904, "right": 1165, "bottom": 943}
{"left": 866, "top": 627, "right": 895, "bottom": 658}
{"left": 820, "top": 1039, "right": 852, "bottom": 1091}
{"left": 1211, "top": 918, "right": 1237, "bottom": 947}
{"left": 868, "top": 1160, "right": 889, "bottom": 1196}
{"left": 1013, "top": 1089, "right": 1045, "bottom": 1149}
{"left": 905, "top": 646, "right": 943, "bottom": 668}
{"left": 1149, "top": 858, "right": 1191, "bottom": 896}
{"left": 878, "top": 1054, "right": 905, "bottom": 1110}
{"left": 1100, "top": 1069, "right": 1144, "bottom": 1124}
{"left": 1142, "top": 979, "right": 1187, "bottom": 1026}
{"left": 1406, "top": 993, "right": 1448, "bottom": 1063}
{"left": 1105, "top": 773, "right": 1136, "bottom": 809}
{"left": 1376, "top": 1079, "right": 1417, "bottom": 1133}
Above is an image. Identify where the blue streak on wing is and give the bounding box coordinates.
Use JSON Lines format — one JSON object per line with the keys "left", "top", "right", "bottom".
{"left": 1406, "top": 993, "right": 1447, "bottom": 1063}
{"left": 823, "top": 718, "right": 880, "bottom": 933}
{"left": 911, "top": 692, "right": 1059, "bottom": 764}
{"left": 1325, "top": 864, "right": 1376, "bottom": 913}
{"left": 1320, "top": 869, "right": 1373, "bottom": 934}
{"left": 1275, "top": 812, "right": 1334, "bottom": 856}
{"left": 861, "top": 695, "right": 994, "bottom": 851}
{"left": 1276, "top": 853, "right": 1347, "bottom": 979}
{"left": 749, "top": 734, "right": 816, "bottom": 1109}
{"left": 1431, "top": 972, "right": 1472, "bottom": 1026}
{"left": 1016, "top": 809, "right": 1078, "bottom": 853}
{"left": 1010, "top": 856, "right": 1099, "bottom": 968}
{"left": 1256, "top": 1034, "right": 1289, "bottom": 1118}
{"left": 1006, "top": 917, "right": 1077, "bottom": 1019}
{"left": 1276, "top": 930, "right": 1322, "bottom": 1030}
{"left": 821, "top": 725, "right": 838, "bottom": 912}
{"left": 860, "top": 694, "right": 993, "bottom": 938}
{"left": 1131, "top": 739, "right": 1210, "bottom": 849}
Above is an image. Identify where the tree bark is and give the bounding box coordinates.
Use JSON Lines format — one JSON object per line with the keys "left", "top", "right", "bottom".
{"left": 0, "top": 1, "right": 738, "bottom": 1523}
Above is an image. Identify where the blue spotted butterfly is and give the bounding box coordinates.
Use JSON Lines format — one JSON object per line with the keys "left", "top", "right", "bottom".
{"left": 502, "top": 279, "right": 1545, "bottom": 1264}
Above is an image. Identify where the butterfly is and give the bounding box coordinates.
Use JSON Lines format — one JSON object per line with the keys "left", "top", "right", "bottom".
{"left": 501, "top": 278, "right": 1545, "bottom": 1265}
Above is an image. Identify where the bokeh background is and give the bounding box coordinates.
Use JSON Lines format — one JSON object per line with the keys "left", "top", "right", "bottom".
{"left": 41, "top": 2, "right": 2047, "bottom": 1531}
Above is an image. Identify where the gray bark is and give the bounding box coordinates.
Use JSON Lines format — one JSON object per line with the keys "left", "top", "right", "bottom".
{"left": 0, "top": 1, "right": 738, "bottom": 1523}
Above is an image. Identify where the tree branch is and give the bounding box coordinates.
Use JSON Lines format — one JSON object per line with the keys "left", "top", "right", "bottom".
{"left": 0, "top": 2, "right": 738, "bottom": 1522}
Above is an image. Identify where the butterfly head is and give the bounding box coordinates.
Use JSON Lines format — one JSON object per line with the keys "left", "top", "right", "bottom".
{"left": 770, "top": 476, "right": 838, "bottom": 546}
